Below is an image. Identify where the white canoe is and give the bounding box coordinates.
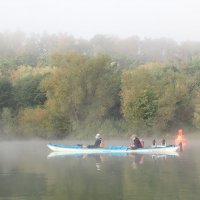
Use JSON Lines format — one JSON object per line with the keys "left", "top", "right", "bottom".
{"left": 47, "top": 143, "right": 179, "bottom": 155}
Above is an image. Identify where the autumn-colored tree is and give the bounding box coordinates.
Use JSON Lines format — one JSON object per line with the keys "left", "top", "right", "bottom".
{"left": 40, "top": 53, "right": 121, "bottom": 136}
{"left": 17, "top": 107, "right": 49, "bottom": 137}
{"left": 121, "top": 66, "right": 159, "bottom": 130}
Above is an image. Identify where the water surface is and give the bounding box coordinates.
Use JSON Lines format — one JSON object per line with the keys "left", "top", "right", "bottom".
{"left": 0, "top": 140, "right": 199, "bottom": 200}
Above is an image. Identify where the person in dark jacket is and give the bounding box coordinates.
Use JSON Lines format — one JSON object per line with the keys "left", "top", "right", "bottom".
{"left": 129, "top": 134, "right": 143, "bottom": 149}
{"left": 161, "top": 138, "right": 166, "bottom": 146}
{"left": 87, "top": 133, "right": 102, "bottom": 148}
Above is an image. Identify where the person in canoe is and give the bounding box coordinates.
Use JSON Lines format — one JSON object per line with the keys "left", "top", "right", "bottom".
{"left": 87, "top": 133, "right": 104, "bottom": 148}
{"left": 129, "top": 134, "right": 143, "bottom": 149}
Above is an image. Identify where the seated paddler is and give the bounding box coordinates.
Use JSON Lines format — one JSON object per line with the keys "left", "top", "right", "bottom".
{"left": 129, "top": 134, "right": 143, "bottom": 149}
{"left": 87, "top": 133, "right": 104, "bottom": 148}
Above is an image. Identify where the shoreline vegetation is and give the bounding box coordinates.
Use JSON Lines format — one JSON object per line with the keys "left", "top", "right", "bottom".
{"left": 0, "top": 32, "right": 200, "bottom": 139}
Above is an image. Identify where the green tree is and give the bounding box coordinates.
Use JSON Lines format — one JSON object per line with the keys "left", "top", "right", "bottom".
{"left": 0, "top": 107, "right": 16, "bottom": 136}
{"left": 13, "top": 74, "right": 46, "bottom": 109}
{"left": 0, "top": 78, "right": 14, "bottom": 110}
{"left": 121, "top": 66, "right": 158, "bottom": 130}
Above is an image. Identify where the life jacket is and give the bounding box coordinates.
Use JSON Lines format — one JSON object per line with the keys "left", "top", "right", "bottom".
{"left": 140, "top": 140, "right": 144, "bottom": 147}
{"left": 100, "top": 139, "right": 105, "bottom": 148}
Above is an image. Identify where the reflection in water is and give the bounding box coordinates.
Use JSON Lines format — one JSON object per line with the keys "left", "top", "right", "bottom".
{"left": 128, "top": 154, "right": 144, "bottom": 169}
{"left": 152, "top": 154, "right": 167, "bottom": 160}
{"left": 2, "top": 141, "right": 200, "bottom": 200}
{"left": 83, "top": 154, "right": 105, "bottom": 171}
{"left": 48, "top": 152, "right": 106, "bottom": 171}
{"left": 94, "top": 155, "right": 104, "bottom": 171}
{"left": 47, "top": 152, "right": 179, "bottom": 171}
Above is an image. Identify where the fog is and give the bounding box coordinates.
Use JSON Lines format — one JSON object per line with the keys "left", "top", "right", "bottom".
{"left": 0, "top": 136, "right": 200, "bottom": 164}
{"left": 1, "top": 0, "right": 200, "bottom": 42}
{"left": 1, "top": 137, "right": 200, "bottom": 200}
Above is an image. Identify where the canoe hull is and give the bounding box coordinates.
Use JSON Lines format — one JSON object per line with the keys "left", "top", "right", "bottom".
{"left": 47, "top": 143, "right": 179, "bottom": 155}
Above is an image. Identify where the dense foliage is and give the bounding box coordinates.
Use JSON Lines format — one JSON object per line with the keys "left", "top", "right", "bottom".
{"left": 1, "top": 32, "right": 200, "bottom": 138}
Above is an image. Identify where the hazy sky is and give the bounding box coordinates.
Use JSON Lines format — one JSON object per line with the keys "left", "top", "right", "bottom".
{"left": 0, "top": 0, "right": 200, "bottom": 41}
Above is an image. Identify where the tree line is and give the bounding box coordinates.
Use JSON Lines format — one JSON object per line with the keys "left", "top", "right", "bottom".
{"left": 1, "top": 32, "right": 200, "bottom": 138}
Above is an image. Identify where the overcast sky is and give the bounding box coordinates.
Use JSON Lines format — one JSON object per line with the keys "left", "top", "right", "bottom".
{"left": 0, "top": 0, "right": 200, "bottom": 42}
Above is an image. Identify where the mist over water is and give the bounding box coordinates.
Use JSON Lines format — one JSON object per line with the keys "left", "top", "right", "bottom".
{"left": 0, "top": 138, "right": 200, "bottom": 200}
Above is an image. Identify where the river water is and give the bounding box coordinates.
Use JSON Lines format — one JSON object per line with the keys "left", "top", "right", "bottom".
{"left": 0, "top": 139, "right": 200, "bottom": 200}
